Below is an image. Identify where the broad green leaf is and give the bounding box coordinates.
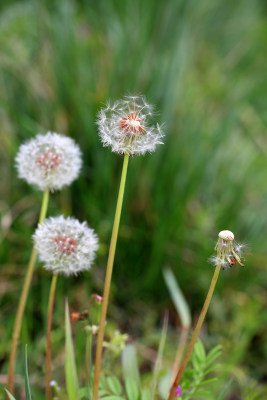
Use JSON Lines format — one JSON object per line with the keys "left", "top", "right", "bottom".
{"left": 99, "top": 389, "right": 111, "bottom": 396}
{"left": 107, "top": 377, "right": 122, "bottom": 396}
{"left": 100, "top": 376, "right": 107, "bottom": 389}
{"left": 25, "top": 345, "right": 31, "bottom": 400}
{"left": 5, "top": 389, "right": 17, "bottom": 400}
{"left": 125, "top": 378, "right": 139, "bottom": 400}
{"left": 79, "top": 387, "right": 90, "bottom": 399}
{"left": 163, "top": 268, "right": 191, "bottom": 327}
{"left": 65, "top": 299, "right": 80, "bottom": 400}
{"left": 122, "top": 344, "right": 140, "bottom": 386}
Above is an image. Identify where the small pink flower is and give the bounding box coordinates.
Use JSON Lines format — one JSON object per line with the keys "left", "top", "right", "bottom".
{"left": 92, "top": 293, "right": 103, "bottom": 303}
{"left": 169, "top": 385, "right": 182, "bottom": 398}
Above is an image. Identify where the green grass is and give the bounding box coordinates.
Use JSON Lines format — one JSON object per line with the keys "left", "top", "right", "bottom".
{"left": 1, "top": 0, "right": 267, "bottom": 398}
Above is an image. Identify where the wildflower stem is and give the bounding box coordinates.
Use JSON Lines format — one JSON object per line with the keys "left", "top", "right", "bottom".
{"left": 8, "top": 189, "right": 49, "bottom": 395}
{"left": 93, "top": 153, "right": 129, "bottom": 400}
{"left": 86, "top": 331, "right": 93, "bottom": 399}
{"left": 168, "top": 265, "right": 221, "bottom": 400}
{"left": 46, "top": 273, "right": 58, "bottom": 400}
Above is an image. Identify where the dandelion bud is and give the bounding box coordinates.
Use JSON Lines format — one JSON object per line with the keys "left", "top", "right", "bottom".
{"left": 209, "top": 229, "right": 245, "bottom": 270}
{"left": 218, "top": 230, "right": 234, "bottom": 241}
{"left": 33, "top": 216, "right": 98, "bottom": 276}
{"left": 15, "top": 132, "right": 82, "bottom": 191}
{"left": 97, "top": 95, "right": 164, "bottom": 155}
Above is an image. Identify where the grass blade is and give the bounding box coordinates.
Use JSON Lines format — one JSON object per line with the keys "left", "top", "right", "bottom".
{"left": 122, "top": 344, "right": 140, "bottom": 387}
{"left": 25, "top": 345, "right": 31, "bottom": 400}
{"left": 5, "top": 389, "right": 17, "bottom": 400}
{"left": 216, "top": 378, "right": 233, "bottom": 400}
{"left": 151, "top": 311, "right": 169, "bottom": 399}
{"left": 163, "top": 268, "right": 191, "bottom": 328}
{"left": 65, "top": 299, "right": 80, "bottom": 400}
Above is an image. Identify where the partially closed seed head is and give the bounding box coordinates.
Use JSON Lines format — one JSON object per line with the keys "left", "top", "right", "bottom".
{"left": 209, "top": 229, "right": 246, "bottom": 270}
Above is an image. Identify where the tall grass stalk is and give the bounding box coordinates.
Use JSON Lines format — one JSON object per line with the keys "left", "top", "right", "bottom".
{"left": 168, "top": 265, "right": 221, "bottom": 400}
{"left": 8, "top": 189, "right": 50, "bottom": 394}
{"left": 46, "top": 273, "right": 58, "bottom": 400}
{"left": 93, "top": 153, "right": 129, "bottom": 400}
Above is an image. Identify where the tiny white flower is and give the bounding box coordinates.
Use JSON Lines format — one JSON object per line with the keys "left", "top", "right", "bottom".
{"left": 209, "top": 229, "right": 245, "bottom": 270}
{"left": 97, "top": 95, "right": 164, "bottom": 155}
{"left": 15, "top": 132, "right": 82, "bottom": 191}
{"left": 33, "top": 216, "right": 98, "bottom": 276}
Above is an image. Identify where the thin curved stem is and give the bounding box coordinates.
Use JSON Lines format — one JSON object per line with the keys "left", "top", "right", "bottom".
{"left": 171, "top": 326, "right": 190, "bottom": 381}
{"left": 168, "top": 265, "right": 221, "bottom": 400}
{"left": 46, "top": 273, "right": 58, "bottom": 400}
{"left": 93, "top": 154, "right": 129, "bottom": 400}
{"left": 8, "top": 189, "right": 49, "bottom": 394}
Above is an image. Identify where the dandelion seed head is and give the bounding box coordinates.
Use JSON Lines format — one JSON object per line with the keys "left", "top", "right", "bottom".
{"left": 33, "top": 216, "right": 98, "bottom": 276}
{"left": 97, "top": 95, "right": 164, "bottom": 155}
{"left": 15, "top": 132, "right": 82, "bottom": 191}
{"left": 209, "top": 229, "right": 247, "bottom": 270}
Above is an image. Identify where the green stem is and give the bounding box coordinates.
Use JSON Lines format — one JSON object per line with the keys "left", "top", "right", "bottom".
{"left": 46, "top": 273, "right": 58, "bottom": 400}
{"left": 168, "top": 265, "right": 221, "bottom": 400}
{"left": 8, "top": 189, "right": 49, "bottom": 394}
{"left": 86, "top": 331, "right": 93, "bottom": 400}
{"left": 93, "top": 154, "right": 129, "bottom": 400}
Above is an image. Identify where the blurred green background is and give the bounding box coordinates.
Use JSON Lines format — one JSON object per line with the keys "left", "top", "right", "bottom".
{"left": 1, "top": 0, "right": 267, "bottom": 398}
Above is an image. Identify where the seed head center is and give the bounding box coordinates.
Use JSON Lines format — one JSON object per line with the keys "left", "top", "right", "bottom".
{"left": 37, "top": 152, "right": 60, "bottom": 171}
{"left": 54, "top": 235, "right": 77, "bottom": 255}
{"left": 120, "top": 113, "right": 146, "bottom": 134}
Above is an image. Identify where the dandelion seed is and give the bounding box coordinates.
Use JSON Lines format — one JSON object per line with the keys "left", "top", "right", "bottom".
{"left": 97, "top": 95, "right": 164, "bottom": 155}
{"left": 209, "top": 230, "right": 246, "bottom": 270}
{"left": 33, "top": 216, "right": 98, "bottom": 276}
{"left": 15, "top": 132, "right": 82, "bottom": 191}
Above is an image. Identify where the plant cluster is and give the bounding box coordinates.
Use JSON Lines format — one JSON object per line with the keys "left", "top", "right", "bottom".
{"left": 5, "top": 95, "right": 248, "bottom": 400}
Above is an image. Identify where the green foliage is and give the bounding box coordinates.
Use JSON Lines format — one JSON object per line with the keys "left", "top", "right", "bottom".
{"left": 65, "top": 300, "right": 80, "bottom": 400}
{"left": 5, "top": 390, "right": 17, "bottom": 400}
{"left": 163, "top": 268, "right": 191, "bottom": 328}
{"left": 122, "top": 345, "right": 140, "bottom": 386}
{"left": 4, "top": 346, "right": 32, "bottom": 400}
{"left": 1, "top": 0, "right": 267, "bottom": 398}
{"left": 181, "top": 341, "right": 222, "bottom": 399}
{"left": 24, "top": 345, "right": 32, "bottom": 400}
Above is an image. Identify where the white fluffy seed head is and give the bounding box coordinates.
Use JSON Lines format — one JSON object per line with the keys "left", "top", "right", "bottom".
{"left": 33, "top": 216, "right": 98, "bottom": 276}
{"left": 218, "top": 230, "right": 234, "bottom": 241}
{"left": 15, "top": 132, "right": 82, "bottom": 191}
{"left": 97, "top": 95, "right": 164, "bottom": 155}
